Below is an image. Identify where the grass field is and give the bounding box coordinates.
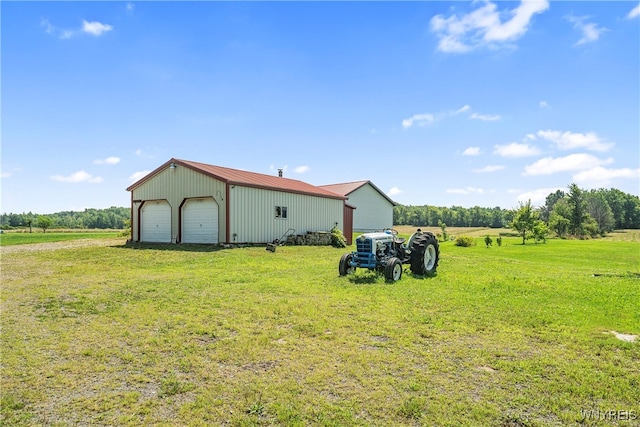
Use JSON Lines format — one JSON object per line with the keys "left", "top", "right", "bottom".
{"left": 1, "top": 229, "right": 639, "bottom": 426}
{"left": 0, "top": 230, "right": 123, "bottom": 246}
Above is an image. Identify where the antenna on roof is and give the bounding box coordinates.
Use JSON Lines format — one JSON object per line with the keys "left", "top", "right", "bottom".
{"left": 278, "top": 168, "right": 283, "bottom": 177}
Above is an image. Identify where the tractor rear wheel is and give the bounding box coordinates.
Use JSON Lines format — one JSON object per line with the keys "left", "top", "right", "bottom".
{"left": 339, "top": 253, "right": 355, "bottom": 276}
{"left": 409, "top": 233, "right": 439, "bottom": 275}
{"left": 384, "top": 257, "right": 402, "bottom": 282}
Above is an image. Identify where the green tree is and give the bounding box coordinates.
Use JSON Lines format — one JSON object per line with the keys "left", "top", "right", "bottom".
{"left": 586, "top": 190, "right": 615, "bottom": 235}
{"left": 36, "top": 216, "right": 53, "bottom": 233}
{"left": 601, "top": 188, "right": 627, "bottom": 229}
{"left": 490, "top": 207, "right": 506, "bottom": 228}
{"left": 583, "top": 215, "right": 600, "bottom": 238}
{"left": 567, "top": 183, "right": 590, "bottom": 237}
{"left": 549, "top": 199, "right": 571, "bottom": 237}
{"left": 510, "top": 200, "right": 539, "bottom": 245}
{"left": 532, "top": 221, "right": 549, "bottom": 243}
{"left": 438, "top": 221, "right": 449, "bottom": 242}
{"left": 541, "top": 189, "right": 565, "bottom": 222}
{"left": 622, "top": 194, "right": 640, "bottom": 229}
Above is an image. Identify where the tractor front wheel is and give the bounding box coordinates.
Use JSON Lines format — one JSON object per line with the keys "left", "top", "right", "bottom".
{"left": 339, "top": 253, "right": 355, "bottom": 276}
{"left": 409, "top": 233, "right": 439, "bottom": 275}
{"left": 384, "top": 257, "right": 403, "bottom": 282}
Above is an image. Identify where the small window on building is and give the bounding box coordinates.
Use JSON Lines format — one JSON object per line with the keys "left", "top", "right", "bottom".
{"left": 275, "top": 206, "right": 288, "bottom": 219}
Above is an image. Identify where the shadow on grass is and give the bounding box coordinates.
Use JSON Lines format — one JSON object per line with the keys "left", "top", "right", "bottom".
{"left": 408, "top": 272, "right": 438, "bottom": 280}
{"left": 112, "top": 242, "right": 253, "bottom": 253}
{"left": 347, "top": 272, "right": 380, "bottom": 284}
{"left": 344, "top": 268, "right": 439, "bottom": 284}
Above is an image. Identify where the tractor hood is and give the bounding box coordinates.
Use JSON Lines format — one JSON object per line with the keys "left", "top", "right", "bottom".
{"left": 357, "top": 232, "right": 394, "bottom": 242}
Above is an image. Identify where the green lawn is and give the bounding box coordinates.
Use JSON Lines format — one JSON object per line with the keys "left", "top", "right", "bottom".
{"left": 1, "top": 232, "right": 639, "bottom": 426}
{"left": 0, "top": 230, "right": 123, "bottom": 246}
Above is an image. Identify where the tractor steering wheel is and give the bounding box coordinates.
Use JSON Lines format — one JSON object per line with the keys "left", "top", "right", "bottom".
{"left": 384, "top": 228, "right": 399, "bottom": 236}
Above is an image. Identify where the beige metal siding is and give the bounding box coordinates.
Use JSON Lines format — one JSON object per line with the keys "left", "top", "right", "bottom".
{"left": 229, "top": 186, "right": 343, "bottom": 243}
{"left": 131, "top": 165, "right": 226, "bottom": 242}
{"left": 348, "top": 184, "right": 393, "bottom": 231}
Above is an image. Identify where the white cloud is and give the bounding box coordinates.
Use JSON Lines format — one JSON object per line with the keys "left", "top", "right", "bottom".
{"left": 573, "top": 166, "right": 640, "bottom": 187}
{"left": 494, "top": 142, "right": 540, "bottom": 158}
{"left": 294, "top": 165, "right": 310, "bottom": 174}
{"left": 539, "top": 100, "right": 550, "bottom": 109}
{"left": 536, "top": 130, "right": 613, "bottom": 152}
{"left": 471, "top": 112, "right": 501, "bottom": 121}
{"left": 61, "top": 30, "right": 75, "bottom": 39}
{"left": 523, "top": 153, "right": 614, "bottom": 176}
{"left": 126, "top": 3, "right": 135, "bottom": 14}
{"left": 473, "top": 165, "right": 505, "bottom": 173}
{"left": 41, "top": 18, "right": 113, "bottom": 39}
{"left": 566, "top": 16, "right": 607, "bottom": 45}
{"left": 82, "top": 20, "right": 113, "bottom": 36}
{"left": 403, "top": 104, "right": 480, "bottom": 128}
{"left": 40, "top": 18, "right": 55, "bottom": 34}
{"left": 51, "top": 170, "right": 103, "bottom": 183}
{"left": 388, "top": 187, "right": 402, "bottom": 197}
{"left": 463, "top": 147, "right": 481, "bottom": 156}
{"left": 129, "top": 170, "right": 151, "bottom": 183}
{"left": 446, "top": 187, "right": 486, "bottom": 195}
{"left": 627, "top": 4, "right": 640, "bottom": 19}
{"left": 402, "top": 113, "right": 436, "bottom": 128}
{"left": 430, "top": 0, "right": 549, "bottom": 53}
{"left": 516, "top": 187, "right": 564, "bottom": 207}
{"left": 94, "top": 156, "right": 121, "bottom": 165}
{"left": 1, "top": 172, "right": 11, "bottom": 178}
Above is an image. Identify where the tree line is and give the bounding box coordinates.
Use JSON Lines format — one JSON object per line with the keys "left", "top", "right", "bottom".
{"left": 394, "top": 204, "right": 512, "bottom": 228}
{"left": 1, "top": 207, "right": 130, "bottom": 231}
{"left": 394, "top": 185, "right": 640, "bottom": 236}
{"left": 537, "top": 185, "right": 640, "bottom": 237}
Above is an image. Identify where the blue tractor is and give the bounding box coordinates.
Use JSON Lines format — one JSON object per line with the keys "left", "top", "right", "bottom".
{"left": 338, "top": 229, "right": 439, "bottom": 282}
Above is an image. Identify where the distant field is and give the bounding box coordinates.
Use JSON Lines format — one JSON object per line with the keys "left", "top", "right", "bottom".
{"left": 1, "top": 229, "right": 638, "bottom": 425}
{"left": 0, "top": 230, "right": 124, "bottom": 246}
{"left": 393, "top": 226, "right": 513, "bottom": 238}
{"left": 393, "top": 226, "right": 640, "bottom": 242}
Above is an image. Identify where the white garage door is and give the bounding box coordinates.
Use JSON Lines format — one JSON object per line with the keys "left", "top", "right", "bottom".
{"left": 182, "top": 198, "right": 218, "bottom": 244}
{"left": 141, "top": 200, "right": 172, "bottom": 243}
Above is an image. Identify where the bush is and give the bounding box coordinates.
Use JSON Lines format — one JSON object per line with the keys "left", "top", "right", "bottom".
{"left": 455, "top": 236, "right": 476, "bottom": 247}
{"left": 330, "top": 226, "right": 347, "bottom": 248}
{"left": 484, "top": 235, "right": 493, "bottom": 248}
{"left": 439, "top": 222, "right": 449, "bottom": 242}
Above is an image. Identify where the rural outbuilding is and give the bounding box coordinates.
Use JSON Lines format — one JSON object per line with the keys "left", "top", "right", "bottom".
{"left": 127, "top": 159, "right": 348, "bottom": 244}
{"left": 319, "top": 181, "right": 397, "bottom": 232}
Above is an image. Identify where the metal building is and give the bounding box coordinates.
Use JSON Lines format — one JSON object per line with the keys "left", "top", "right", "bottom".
{"left": 318, "top": 181, "right": 397, "bottom": 232}
{"left": 127, "top": 158, "right": 347, "bottom": 244}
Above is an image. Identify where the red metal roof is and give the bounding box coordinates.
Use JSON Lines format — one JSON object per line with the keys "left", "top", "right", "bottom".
{"left": 318, "top": 181, "right": 369, "bottom": 196}
{"left": 127, "top": 158, "right": 346, "bottom": 200}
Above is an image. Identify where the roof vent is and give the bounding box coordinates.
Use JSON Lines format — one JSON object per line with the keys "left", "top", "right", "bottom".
{"left": 278, "top": 169, "right": 283, "bottom": 177}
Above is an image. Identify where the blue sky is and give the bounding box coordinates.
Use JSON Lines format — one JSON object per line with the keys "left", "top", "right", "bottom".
{"left": 2, "top": 1, "right": 639, "bottom": 214}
